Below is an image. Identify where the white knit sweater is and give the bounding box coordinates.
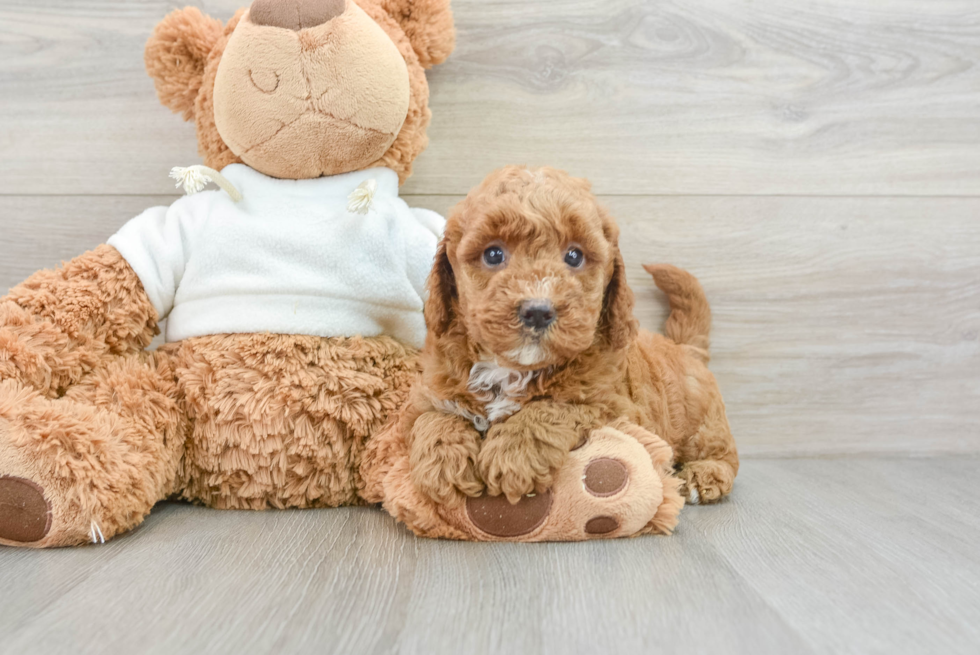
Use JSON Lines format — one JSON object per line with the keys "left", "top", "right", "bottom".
{"left": 107, "top": 165, "right": 443, "bottom": 349}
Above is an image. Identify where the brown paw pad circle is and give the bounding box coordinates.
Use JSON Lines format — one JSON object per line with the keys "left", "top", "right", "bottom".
{"left": 585, "top": 515, "right": 620, "bottom": 535}
{"left": 0, "top": 476, "right": 52, "bottom": 544}
{"left": 466, "top": 490, "right": 553, "bottom": 538}
{"left": 583, "top": 458, "right": 628, "bottom": 497}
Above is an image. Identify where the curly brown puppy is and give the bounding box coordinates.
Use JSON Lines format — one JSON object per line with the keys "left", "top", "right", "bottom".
{"left": 408, "top": 165, "right": 738, "bottom": 506}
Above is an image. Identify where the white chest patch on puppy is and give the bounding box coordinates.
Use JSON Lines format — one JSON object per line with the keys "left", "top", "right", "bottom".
{"left": 506, "top": 343, "right": 546, "bottom": 367}
{"left": 468, "top": 360, "right": 540, "bottom": 422}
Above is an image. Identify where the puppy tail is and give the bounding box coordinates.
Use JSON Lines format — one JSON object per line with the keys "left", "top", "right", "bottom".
{"left": 643, "top": 264, "right": 711, "bottom": 361}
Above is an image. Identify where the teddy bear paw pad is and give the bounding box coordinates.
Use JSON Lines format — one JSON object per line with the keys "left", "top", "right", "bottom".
{"left": 0, "top": 476, "right": 52, "bottom": 544}
{"left": 465, "top": 490, "right": 553, "bottom": 538}
{"left": 584, "top": 515, "right": 620, "bottom": 535}
{"left": 583, "top": 458, "right": 629, "bottom": 497}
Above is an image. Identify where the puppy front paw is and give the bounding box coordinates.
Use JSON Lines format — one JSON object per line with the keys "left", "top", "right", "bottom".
{"left": 410, "top": 436, "right": 484, "bottom": 507}
{"left": 477, "top": 429, "right": 565, "bottom": 504}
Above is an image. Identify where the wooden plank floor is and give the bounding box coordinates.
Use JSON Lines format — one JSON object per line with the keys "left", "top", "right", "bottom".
{"left": 2, "top": 1, "right": 980, "bottom": 653}
{"left": 0, "top": 458, "right": 977, "bottom": 655}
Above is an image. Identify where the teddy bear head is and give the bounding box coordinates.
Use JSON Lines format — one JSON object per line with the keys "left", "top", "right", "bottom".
{"left": 145, "top": 0, "right": 454, "bottom": 183}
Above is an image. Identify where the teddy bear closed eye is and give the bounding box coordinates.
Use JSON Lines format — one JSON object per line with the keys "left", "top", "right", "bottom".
{"left": 0, "top": 0, "right": 455, "bottom": 548}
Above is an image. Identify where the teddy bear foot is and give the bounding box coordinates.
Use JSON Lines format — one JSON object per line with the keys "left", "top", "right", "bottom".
{"left": 0, "top": 476, "right": 51, "bottom": 545}
{"left": 446, "top": 425, "right": 681, "bottom": 541}
{"left": 0, "top": 384, "right": 179, "bottom": 548}
{"left": 462, "top": 452, "right": 641, "bottom": 539}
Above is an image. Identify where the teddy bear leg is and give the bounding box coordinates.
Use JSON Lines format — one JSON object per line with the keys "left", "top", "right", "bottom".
{"left": 0, "top": 351, "right": 186, "bottom": 548}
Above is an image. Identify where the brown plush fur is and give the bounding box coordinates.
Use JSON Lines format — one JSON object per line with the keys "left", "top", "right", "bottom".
{"left": 167, "top": 331, "right": 415, "bottom": 510}
{"left": 410, "top": 166, "right": 739, "bottom": 506}
{"left": 0, "top": 247, "right": 417, "bottom": 547}
{"left": 145, "top": 0, "right": 454, "bottom": 183}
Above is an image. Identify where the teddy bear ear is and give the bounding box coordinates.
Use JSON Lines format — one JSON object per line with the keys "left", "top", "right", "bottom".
{"left": 144, "top": 7, "right": 225, "bottom": 121}
{"left": 377, "top": 0, "right": 456, "bottom": 69}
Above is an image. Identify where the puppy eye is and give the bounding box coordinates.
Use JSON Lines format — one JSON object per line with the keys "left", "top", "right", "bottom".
{"left": 564, "top": 247, "right": 585, "bottom": 268}
{"left": 483, "top": 246, "right": 506, "bottom": 267}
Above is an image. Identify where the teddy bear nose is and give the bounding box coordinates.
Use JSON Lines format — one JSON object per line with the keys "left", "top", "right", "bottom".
{"left": 249, "top": 0, "right": 346, "bottom": 30}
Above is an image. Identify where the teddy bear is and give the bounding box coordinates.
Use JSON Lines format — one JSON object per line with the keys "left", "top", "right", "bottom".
{"left": 0, "top": 0, "right": 456, "bottom": 548}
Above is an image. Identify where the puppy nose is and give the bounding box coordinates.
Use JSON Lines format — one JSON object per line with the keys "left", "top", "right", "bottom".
{"left": 519, "top": 300, "right": 556, "bottom": 330}
{"left": 249, "top": 0, "right": 346, "bottom": 30}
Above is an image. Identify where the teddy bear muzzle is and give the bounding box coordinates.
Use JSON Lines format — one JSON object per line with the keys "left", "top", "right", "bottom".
{"left": 212, "top": 0, "right": 411, "bottom": 179}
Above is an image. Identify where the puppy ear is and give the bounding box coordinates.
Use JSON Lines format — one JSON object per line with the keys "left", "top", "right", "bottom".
{"left": 424, "top": 237, "right": 457, "bottom": 337}
{"left": 145, "top": 7, "right": 225, "bottom": 120}
{"left": 599, "top": 248, "right": 638, "bottom": 350}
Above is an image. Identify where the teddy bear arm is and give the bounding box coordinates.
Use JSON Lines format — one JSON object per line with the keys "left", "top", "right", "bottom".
{"left": 1, "top": 245, "right": 158, "bottom": 397}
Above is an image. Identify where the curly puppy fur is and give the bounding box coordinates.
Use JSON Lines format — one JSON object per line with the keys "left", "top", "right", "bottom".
{"left": 409, "top": 166, "right": 739, "bottom": 505}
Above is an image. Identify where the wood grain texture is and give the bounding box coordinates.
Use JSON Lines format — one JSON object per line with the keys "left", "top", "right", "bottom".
{"left": 694, "top": 458, "right": 980, "bottom": 655}
{"left": 0, "top": 458, "right": 977, "bottom": 655}
{"left": 1, "top": 0, "right": 979, "bottom": 195}
{"left": 5, "top": 194, "right": 976, "bottom": 455}
{"left": 2, "top": 2, "right": 979, "bottom": 653}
